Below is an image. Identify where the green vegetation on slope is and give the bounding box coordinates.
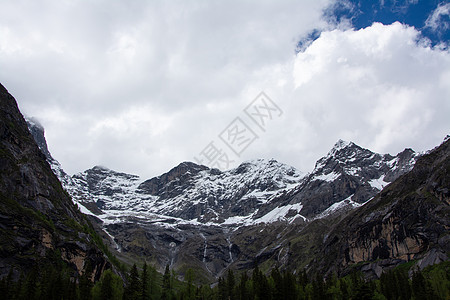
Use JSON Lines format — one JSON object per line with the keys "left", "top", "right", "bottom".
{"left": 1, "top": 260, "right": 448, "bottom": 300}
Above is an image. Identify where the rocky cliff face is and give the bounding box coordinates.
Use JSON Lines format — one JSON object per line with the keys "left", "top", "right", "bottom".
{"left": 314, "top": 137, "right": 450, "bottom": 278}
{"left": 284, "top": 140, "right": 418, "bottom": 219}
{"left": 0, "top": 83, "right": 110, "bottom": 280}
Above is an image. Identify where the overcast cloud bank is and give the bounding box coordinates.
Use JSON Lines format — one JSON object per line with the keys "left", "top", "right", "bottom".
{"left": 0, "top": 1, "right": 448, "bottom": 178}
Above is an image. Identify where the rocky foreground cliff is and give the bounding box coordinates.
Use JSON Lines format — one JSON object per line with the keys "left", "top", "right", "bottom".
{"left": 314, "top": 136, "right": 450, "bottom": 278}
{"left": 0, "top": 83, "right": 113, "bottom": 280}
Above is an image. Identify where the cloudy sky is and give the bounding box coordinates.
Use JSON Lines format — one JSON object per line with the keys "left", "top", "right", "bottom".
{"left": 1, "top": 0, "right": 449, "bottom": 179}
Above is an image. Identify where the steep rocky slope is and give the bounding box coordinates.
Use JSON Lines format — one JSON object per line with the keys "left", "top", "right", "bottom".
{"left": 284, "top": 140, "right": 418, "bottom": 219}
{"left": 0, "top": 83, "right": 110, "bottom": 280}
{"left": 314, "top": 137, "right": 450, "bottom": 278}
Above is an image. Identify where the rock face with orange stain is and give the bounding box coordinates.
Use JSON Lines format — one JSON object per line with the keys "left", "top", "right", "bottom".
{"left": 0, "top": 83, "right": 110, "bottom": 281}
{"left": 314, "top": 137, "right": 450, "bottom": 278}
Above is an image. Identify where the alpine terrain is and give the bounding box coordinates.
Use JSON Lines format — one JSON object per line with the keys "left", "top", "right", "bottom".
{"left": 1, "top": 80, "right": 448, "bottom": 299}
{"left": 26, "top": 109, "right": 441, "bottom": 283}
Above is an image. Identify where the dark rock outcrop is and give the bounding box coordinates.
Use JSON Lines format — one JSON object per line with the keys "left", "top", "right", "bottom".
{"left": 138, "top": 162, "right": 209, "bottom": 197}
{"left": 0, "top": 83, "right": 110, "bottom": 280}
{"left": 313, "top": 138, "right": 450, "bottom": 278}
{"left": 285, "top": 140, "right": 418, "bottom": 218}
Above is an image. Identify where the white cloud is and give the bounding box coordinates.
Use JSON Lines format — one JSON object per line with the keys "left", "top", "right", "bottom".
{"left": 425, "top": 3, "right": 450, "bottom": 33}
{"left": 286, "top": 22, "right": 450, "bottom": 170}
{"left": 0, "top": 2, "right": 449, "bottom": 178}
{"left": 0, "top": 0, "right": 330, "bottom": 178}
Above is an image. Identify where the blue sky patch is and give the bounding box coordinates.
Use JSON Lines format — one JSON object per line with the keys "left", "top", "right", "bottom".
{"left": 299, "top": 0, "right": 449, "bottom": 50}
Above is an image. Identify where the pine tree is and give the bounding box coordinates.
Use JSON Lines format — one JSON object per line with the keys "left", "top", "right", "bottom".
{"left": 218, "top": 276, "right": 227, "bottom": 300}
{"left": 184, "top": 268, "right": 195, "bottom": 300}
{"left": 161, "top": 264, "right": 171, "bottom": 300}
{"left": 91, "top": 269, "right": 123, "bottom": 300}
{"left": 339, "top": 277, "right": 350, "bottom": 300}
{"left": 79, "top": 263, "right": 94, "bottom": 300}
{"left": 312, "top": 274, "right": 325, "bottom": 300}
{"left": 148, "top": 265, "right": 160, "bottom": 298}
{"left": 100, "top": 269, "right": 114, "bottom": 300}
{"left": 354, "top": 281, "right": 375, "bottom": 300}
{"left": 124, "top": 264, "right": 141, "bottom": 300}
{"left": 270, "top": 268, "right": 282, "bottom": 299}
{"left": 282, "top": 271, "right": 297, "bottom": 300}
{"left": 49, "top": 270, "right": 64, "bottom": 300}
{"left": 396, "top": 269, "right": 411, "bottom": 300}
{"left": 67, "top": 275, "right": 78, "bottom": 300}
{"left": 16, "top": 272, "right": 25, "bottom": 300}
{"left": 380, "top": 268, "right": 412, "bottom": 300}
{"left": 252, "top": 266, "right": 271, "bottom": 300}
{"left": 226, "top": 269, "right": 236, "bottom": 300}
{"left": 1, "top": 268, "right": 14, "bottom": 300}
{"left": 251, "top": 265, "right": 261, "bottom": 298}
{"left": 298, "top": 269, "right": 308, "bottom": 289}
{"left": 238, "top": 272, "right": 250, "bottom": 300}
{"left": 141, "top": 262, "right": 149, "bottom": 300}
{"left": 380, "top": 270, "right": 394, "bottom": 299}
{"left": 22, "top": 266, "right": 39, "bottom": 300}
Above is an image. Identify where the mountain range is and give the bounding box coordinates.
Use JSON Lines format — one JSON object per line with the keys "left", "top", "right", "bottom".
{"left": 26, "top": 111, "right": 447, "bottom": 283}
{"left": 27, "top": 118, "right": 419, "bottom": 226}
{"left": 0, "top": 80, "right": 447, "bottom": 286}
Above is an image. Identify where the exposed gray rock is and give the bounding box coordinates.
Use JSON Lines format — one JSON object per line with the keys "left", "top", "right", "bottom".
{"left": 417, "top": 249, "right": 448, "bottom": 270}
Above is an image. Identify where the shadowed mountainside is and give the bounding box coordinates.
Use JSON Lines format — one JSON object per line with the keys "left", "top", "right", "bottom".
{"left": 0, "top": 83, "right": 112, "bottom": 281}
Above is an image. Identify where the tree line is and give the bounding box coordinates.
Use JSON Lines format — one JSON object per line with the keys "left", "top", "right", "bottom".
{"left": 0, "top": 261, "right": 448, "bottom": 299}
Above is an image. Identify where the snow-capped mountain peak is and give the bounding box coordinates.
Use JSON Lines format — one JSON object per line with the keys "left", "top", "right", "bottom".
{"left": 25, "top": 119, "right": 419, "bottom": 228}
{"left": 91, "top": 165, "right": 111, "bottom": 172}
{"left": 329, "top": 139, "right": 353, "bottom": 156}
{"left": 287, "top": 139, "right": 419, "bottom": 219}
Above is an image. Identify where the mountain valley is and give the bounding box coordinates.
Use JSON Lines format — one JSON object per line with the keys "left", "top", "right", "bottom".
{"left": 0, "top": 80, "right": 446, "bottom": 292}
{"left": 26, "top": 107, "right": 446, "bottom": 284}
